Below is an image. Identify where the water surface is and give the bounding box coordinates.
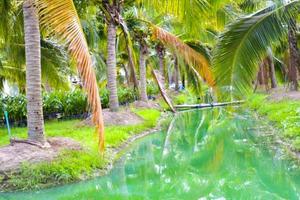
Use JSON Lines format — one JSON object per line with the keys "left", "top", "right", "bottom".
{"left": 1, "top": 108, "right": 300, "bottom": 199}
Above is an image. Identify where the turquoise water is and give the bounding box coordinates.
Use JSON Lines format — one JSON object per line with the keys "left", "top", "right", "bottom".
{"left": 1, "top": 108, "right": 300, "bottom": 199}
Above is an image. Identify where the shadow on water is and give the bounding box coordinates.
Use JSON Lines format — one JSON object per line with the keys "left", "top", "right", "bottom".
{"left": 1, "top": 108, "right": 300, "bottom": 200}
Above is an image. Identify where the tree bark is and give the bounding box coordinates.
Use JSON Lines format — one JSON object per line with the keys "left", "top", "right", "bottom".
{"left": 139, "top": 43, "right": 148, "bottom": 102}
{"left": 123, "top": 64, "right": 130, "bottom": 86}
{"left": 174, "top": 56, "right": 179, "bottom": 91}
{"left": 257, "top": 59, "right": 270, "bottom": 91}
{"left": 266, "top": 52, "right": 277, "bottom": 89}
{"left": 156, "top": 44, "right": 165, "bottom": 89}
{"left": 23, "top": 0, "right": 46, "bottom": 144}
{"left": 288, "top": 19, "right": 299, "bottom": 91}
{"left": 257, "top": 63, "right": 264, "bottom": 85}
{"left": 106, "top": 21, "right": 119, "bottom": 111}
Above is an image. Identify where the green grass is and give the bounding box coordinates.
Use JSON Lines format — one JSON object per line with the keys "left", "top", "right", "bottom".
{"left": 246, "top": 94, "right": 300, "bottom": 150}
{"left": 0, "top": 108, "right": 161, "bottom": 191}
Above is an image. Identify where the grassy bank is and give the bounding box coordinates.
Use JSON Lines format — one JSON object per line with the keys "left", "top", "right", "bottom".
{"left": 246, "top": 94, "right": 300, "bottom": 151}
{"left": 0, "top": 108, "right": 161, "bottom": 191}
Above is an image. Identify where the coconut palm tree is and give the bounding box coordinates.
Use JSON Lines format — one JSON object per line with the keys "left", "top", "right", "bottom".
{"left": 23, "top": 0, "right": 46, "bottom": 144}
{"left": 10, "top": 0, "right": 105, "bottom": 149}
{"left": 101, "top": 1, "right": 120, "bottom": 111}
{"left": 213, "top": 1, "right": 300, "bottom": 100}
{"left": 98, "top": 0, "right": 140, "bottom": 111}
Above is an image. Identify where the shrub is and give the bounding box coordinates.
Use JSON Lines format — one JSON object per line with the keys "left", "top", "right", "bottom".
{"left": 63, "top": 90, "right": 88, "bottom": 116}
{"left": 147, "top": 82, "right": 159, "bottom": 97}
{"left": 43, "top": 92, "right": 64, "bottom": 115}
{"left": 1, "top": 95, "right": 27, "bottom": 125}
{"left": 118, "top": 86, "right": 138, "bottom": 105}
{"left": 99, "top": 88, "right": 109, "bottom": 108}
{"left": 0, "top": 83, "right": 159, "bottom": 126}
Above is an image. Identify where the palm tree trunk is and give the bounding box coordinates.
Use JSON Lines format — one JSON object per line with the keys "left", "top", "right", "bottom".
{"left": 139, "top": 43, "right": 148, "bottom": 102}
{"left": 107, "top": 21, "right": 119, "bottom": 111}
{"left": 266, "top": 48, "right": 277, "bottom": 89}
{"left": 23, "top": 0, "right": 46, "bottom": 144}
{"left": 258, "top": 59, "right": 270, "bottom": 91}
{"left": 288, "top": 19, "right": 299, "bottom": 91}
{"left": 174, "top": 56, "right": 179, "bottom": 91}
{"left": 123, "top": 64, "right": 130, "bottom": 86}
{"left": 156, "top": 44, "right": 165, "bottom": 88}
{"left": 158, "top": 56, "right": 165, "bottom": 84}
{"left": 257, "top": 63, "right": 264, "bottom": 86}
{"left": 267, "top": 56, "right": 277, "bottom": 89}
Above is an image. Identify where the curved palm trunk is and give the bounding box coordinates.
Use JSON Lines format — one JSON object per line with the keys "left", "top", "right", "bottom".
{"left": 139, "top": 43, "right": 148, "bottom": 102}
{"left": 107, "top": 21, "right": 119, "bottom": 111}
{"left": 152, "top": 69, "right": 176, "bottom": 113}
{"left": 23, "top": 0, "right": 46, "bottom": 144}
{"left": 288, "top": 19, "right": 299, "bottom": 91}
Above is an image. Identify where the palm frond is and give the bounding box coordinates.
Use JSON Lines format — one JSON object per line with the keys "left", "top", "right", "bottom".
{"left": 212, "top": 1, "right": 300, "bottom": 100}
{"left": 35, "top": 0, "right": 105, "bottom": 151}
{"left": 152, "top": 25, "right": 215, "bottom": 87}
{"left": 185, "top": 40, "right": 212, "bottom": 62}
{"left": 137, "top": 0, "right": 210, "bottom": 19}
{"left": 0, "top": 65, "right": 26, "bottom": 90}
{"left": 136, "top": 0, "right": 211, "bottom": 37}
{"left": 239, "top": 0, "right": 264, "bottom": 12}
{"left": 178, "top": 58, "right": 203, "bottom": 96}
{"left": 0, "top": 60, "right": 4, "bottom": 91}
{"left": 0, "top": 0, "right": 15, "bottom": 39}
{"left": 119, "top": 15, "right": 139, "bottom": 89}
{"left": 41, "top": 39, "right": 71, "bottom": 90}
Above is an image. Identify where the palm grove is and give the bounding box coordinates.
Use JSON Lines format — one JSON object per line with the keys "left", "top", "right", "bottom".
{"left": 0, "top": 0, "right": 299, "bottom": 150}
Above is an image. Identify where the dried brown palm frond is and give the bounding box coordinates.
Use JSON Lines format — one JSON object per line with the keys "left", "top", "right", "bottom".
{"left": 35, "top": 0, "right": 105, "bottom": 151}
{"left": 152, "top": 25, "right": 215, "bottom": 87}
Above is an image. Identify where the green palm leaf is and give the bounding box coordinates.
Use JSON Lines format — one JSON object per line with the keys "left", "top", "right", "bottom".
{"left": 213, "top": 1, "right": 300, "bottom": 100}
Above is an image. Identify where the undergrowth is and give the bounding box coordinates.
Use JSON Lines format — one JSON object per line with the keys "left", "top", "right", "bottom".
{"left": 246, "top": 94, "right": 300, "bottom": 151}
{"left": 0, "top": 108, "right": 161, "bottom": 191}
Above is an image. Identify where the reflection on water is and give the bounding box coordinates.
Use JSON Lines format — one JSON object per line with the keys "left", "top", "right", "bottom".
{"left": 1, "top": 108, "right": 300, "bottom": 200}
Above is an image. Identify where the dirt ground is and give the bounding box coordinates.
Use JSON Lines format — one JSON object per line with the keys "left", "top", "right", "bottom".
{"left": 0, "top": 108, "right": 145, "bottom": 173}
{"left": 131, "top": 100, "right": 161, "bottom": 109}
{"left": 267, "top": 88, "right": 300, "bottom": 101}
{"left": 0, "top": 137, "right": 81, "bottom": 173}
{"left": 78, "top": 108, "right": 144, "bottom": 127}
{"left": 79, "top": 100, "right": 160, "bottom": 127}
{"left": 0, "top": 101, "right": 161, "bottom": 173}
